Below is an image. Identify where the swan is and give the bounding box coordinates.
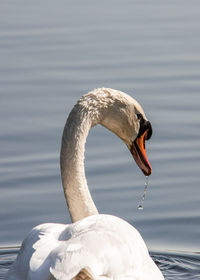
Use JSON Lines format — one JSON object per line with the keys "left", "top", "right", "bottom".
{"left": 6, "top": 88, "right": 164, "bottom": 280}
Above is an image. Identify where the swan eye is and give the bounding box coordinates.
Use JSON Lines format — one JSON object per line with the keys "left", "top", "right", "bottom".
{"left": 136, "top": 113, "right": 142, "bottom": 120}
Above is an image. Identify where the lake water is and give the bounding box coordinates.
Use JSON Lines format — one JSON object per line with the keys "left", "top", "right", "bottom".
{"left": 1, "top": 0, "right": 200, "bottom": 279}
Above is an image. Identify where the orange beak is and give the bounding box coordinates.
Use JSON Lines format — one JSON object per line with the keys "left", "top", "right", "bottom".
{"left": 130, "top": 130, "right": 152, "bottom": 176}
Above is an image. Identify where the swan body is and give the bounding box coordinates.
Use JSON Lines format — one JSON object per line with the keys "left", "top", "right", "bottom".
{"left": 6, "top": 88, "right": 164, "bottom": 280}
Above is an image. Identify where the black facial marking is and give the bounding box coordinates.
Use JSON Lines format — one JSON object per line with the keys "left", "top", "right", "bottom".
{"left": 137, "top": 117, "right": 152, "bottom": 140}
{"left": 136, "top": 113, "right": 143, "bottom": 120}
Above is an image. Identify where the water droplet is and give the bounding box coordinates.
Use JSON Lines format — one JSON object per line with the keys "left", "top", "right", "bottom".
{"left": 138, "top": 176, "right": 149, "bottom": 210}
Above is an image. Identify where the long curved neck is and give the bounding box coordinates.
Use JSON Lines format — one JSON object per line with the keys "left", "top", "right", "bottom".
{"left": 60, "top": 103, "right": 99, "bottom": 222}
{"left": 60, "top": 88, "right": 138, "bottom": 223}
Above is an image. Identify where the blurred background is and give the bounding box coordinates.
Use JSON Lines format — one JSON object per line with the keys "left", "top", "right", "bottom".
{"left": 1, "top": 1, "right": 200, "bottom": 278}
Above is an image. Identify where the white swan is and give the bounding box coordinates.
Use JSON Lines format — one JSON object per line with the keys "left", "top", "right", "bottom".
{"left": 6, "top": 88, "right": 164, "bottom": 280}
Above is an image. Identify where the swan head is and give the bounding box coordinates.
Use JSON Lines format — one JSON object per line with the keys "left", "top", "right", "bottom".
{"left": 98, "top": 89, "right": 152, "bottom": 176}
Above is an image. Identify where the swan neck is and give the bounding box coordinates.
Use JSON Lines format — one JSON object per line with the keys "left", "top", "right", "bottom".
{"left": 60, "top": 108, "right": 99, "bottom": 222}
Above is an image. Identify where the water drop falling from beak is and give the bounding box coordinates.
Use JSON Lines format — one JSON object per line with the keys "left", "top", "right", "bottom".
{"left": 138, "top": 176, "right": 149, "bottom": 210}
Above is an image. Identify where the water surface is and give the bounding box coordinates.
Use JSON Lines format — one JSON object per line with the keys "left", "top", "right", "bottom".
{"left": 1, "top": 0, "right": 200, "bottom": 278}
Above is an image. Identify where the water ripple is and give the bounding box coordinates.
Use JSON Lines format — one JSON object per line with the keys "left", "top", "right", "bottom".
{"left": 1, "top": 247, "right": 200, "bottom": 279}
{"left": 152, "top": 251, "right": 200, "bottom": 280}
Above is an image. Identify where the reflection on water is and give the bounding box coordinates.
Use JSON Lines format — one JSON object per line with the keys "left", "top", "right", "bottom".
{"left": 153, "top": 251, "right": 200, "bottom": 280}
{"left": 0, "top": 248, "right": 19, "bottom": 280}
{"left": 1, "top": 0, "right": 200, "bottom": 278}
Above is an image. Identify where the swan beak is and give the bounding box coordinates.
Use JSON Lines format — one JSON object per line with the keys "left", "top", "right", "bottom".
{"left": 130, "top": 130, "right": 152, "bottom": 176}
